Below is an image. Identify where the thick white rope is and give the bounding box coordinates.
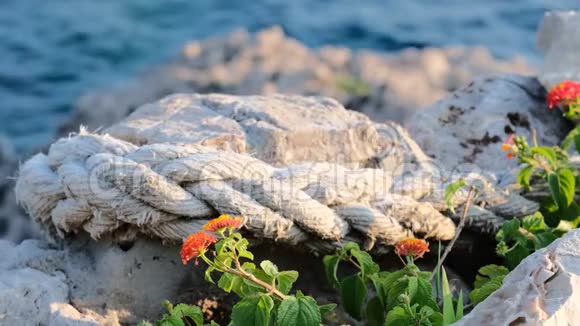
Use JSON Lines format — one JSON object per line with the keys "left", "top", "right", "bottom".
{"left": 15, "top": 131, "right": 539, "bottom": 251}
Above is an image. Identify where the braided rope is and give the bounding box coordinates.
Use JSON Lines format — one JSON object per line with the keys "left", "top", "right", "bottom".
{"left": 15, "top": 131, "right": 539, "bottom": 252}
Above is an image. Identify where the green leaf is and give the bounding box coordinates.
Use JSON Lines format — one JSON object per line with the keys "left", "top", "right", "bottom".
{"left": 243, "top": 270, "right": 273, "bottom": 293}
{"left": 217, "top": 273, "right": 236, "bottom": 293}
{"left": 386, "top": 278, "right": 410, "bottom": 311}
{"left": 350, "top": 248, "right": 379, "bottom": 277}
{"left": 455, "top": 290, "right": 464, "bottom": 321}
{"left": 430, "top": 311, "right": 444, "bottom": 326}
{"left": 504, "top": 243, "right": 530, "bottom": 270}
{"left": 277, "top": 271, "right": 299, "bottom": 295}
{"left": 231, "top": 295, "right": 274, "bottom": 326}
{"left": 340, "top": 274, "right": 368, "bottom": 320}
{"left": 230, "top": 263, "right": 259, "bottom": 297}
{"left": 477, "top": 264, "right": 509, "bottom": 278}
{"left": 561, "top": 125, "right": 580, "bottom": 150}
{"left": 562, "top": 202, "right": 580, "bottom": 223}
{"left": 275, "top": 295, "right": 321, "bottom": 326}
{"left": 205, "top": 322, "right": 221, "bottom": 326}
{"left": 259, "top": 260, "right": 279, "bottom": 277}
{"left": 557, "top": 169, "right": 575, "bottom": 208}
{"left": 204, "top": 265, "right": 216, "bottom": 284}
{"left": 441, "top": 268, "right": 456, "bottom": 325}
{"left": 161, "top": 315, "right": 185, "bottom": 326}
{"left": 473, "top": 264, "right": 509, "bottom": 289}
{"left": 137, "top": 322, "right": 154, "bottom": 326}
{"left": 415, "top": 277, "right": 438, "bottom": 311}
{"left": 534, "top": 231, "right": 558, "bottom": 250}
{"left": 540, "top": 197, "right": 561, "bottom": 227}
{"left": 548, "top": 171, "right": 575, "bottom": 211}
{"left": 318, "top": 303, "right": 337, "bottom": 316}
{"left": 531, "top": 147, "right": 557, "bottom": 165}
{"left": 342, "top": 241, "right": 360, "bottom": 252}
{"left": 496, "top": 219, "right": 520, "bottom": 243}
{"left": 322, "top": 255, "right": 340, "bottom": 287}
{"left": 235, "top": 239, "right": 255, "bottom": 261}
{"left": 406, "top": 277, "right": 418, "bottom": 300}
{"left": 365, "top": 296, "right": 385, "bottom": 326}
{"left": 172, "top": 304, "right": 203, "bottom": 326}
{"left": 445, "top": 179, "right": 467, "bottom": 213}
{"left": 385, "top": 306, "right": 411, "bottom": 326}
{"left": 369, "top": 272, "right": 388, "bottom": 307}
{"left": 469, "top": 276, "right": 505, "bottom": 305}
{"left": 521, "top": 213, "right": 546, "bottom": 232}
{"left": 517, "top": 165, "right": 535, "bottom": 190}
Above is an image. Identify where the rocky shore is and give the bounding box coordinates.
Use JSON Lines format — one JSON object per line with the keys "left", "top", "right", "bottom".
{"left": 1, "top": 26, "right": 535, "bottom": 246}
{"left": 2, "top": 11, "right": 580, "bottom": 326}
{"left": 59, "top": 26, "right": 532, "bottom": 134}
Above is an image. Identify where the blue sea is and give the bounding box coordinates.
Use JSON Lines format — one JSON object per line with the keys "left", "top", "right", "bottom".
{"left": 0, "top": 0, "right": 577, "bottom": 154}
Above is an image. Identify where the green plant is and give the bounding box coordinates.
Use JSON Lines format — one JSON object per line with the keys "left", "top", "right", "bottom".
{"left": 495, "top": 213, "right": 559, "bottom": 269}
{"left": 323, "top": 237, "right": 467, "bottom": 326}
{"left": 440, "top": 267, "right": 463, "bottom": 325}
{"left": 336, "top": 75, "right": 371, "bottom": 97}
{"left": 384, "top": 294, "right": 443, "bottom": 326}
{"left": 465, "top": 124, "right": 580, "bottom": 305}
{"left": 468, "top": 265, "right": 508, "bottom": 305}
{"left": 138, "top": 300, "right": 208, "bottom": 326}
{"left": 504, "top": 129, "right": 579, "bottom": 228}
{"left": 144, "top": 215, "right": 332, "bottom": 326}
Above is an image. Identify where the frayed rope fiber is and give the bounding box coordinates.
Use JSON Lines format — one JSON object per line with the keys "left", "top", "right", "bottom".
{"left": 15, "top": 131, "right": 539, "bottom": 252}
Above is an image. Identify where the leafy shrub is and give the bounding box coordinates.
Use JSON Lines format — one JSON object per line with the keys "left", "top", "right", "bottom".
{"left": 323, "top": 239, "right": 463, "bottom": 326}
{"left": 145, "top": 215, "right": 331, "bottom": 326}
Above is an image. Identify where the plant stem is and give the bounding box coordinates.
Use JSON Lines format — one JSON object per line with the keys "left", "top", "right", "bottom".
{"left": 233, "top": 259, "right": 288, "bottom": 300}
{"left": 348, "top": 257, "right": 362, "bottom": 270}
{"left": 431, "top": 186, "right": 476, "bottom": 281}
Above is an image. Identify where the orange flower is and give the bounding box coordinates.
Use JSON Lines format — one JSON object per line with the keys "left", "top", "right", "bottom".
{"left": 547, "top": 80, "right": 580, "bottom": 109}
{"left": 502, "top": 134, "right": 516, "bottom": 160}
{"left": 181, "top": 231, "right": 217, "bottom": 265}
{"left": 395, "top": 238, "right": 429, "bottom": 258}
{"left": 203, "top": 214, "right": 244, "bottom": 233}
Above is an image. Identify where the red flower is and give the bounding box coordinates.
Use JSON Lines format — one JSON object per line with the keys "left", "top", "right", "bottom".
{"left": 395, "top": 238, "right": 430, "bottom": 258}
{"left": 181, "top": 231, "right": 217, "bottom": 265}
{"left": 547, "top": 80, "right": 580, "bottom": 109}
{"left": 502, "top": 134, "right": 516, "bottom": 160}
{"left": 203, "top": 214, "right": 244, "bottom": 233}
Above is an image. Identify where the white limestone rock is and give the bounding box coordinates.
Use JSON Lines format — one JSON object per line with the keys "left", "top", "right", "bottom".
{"left": 59, "top": 27, "right": 532, "bottom": 135}
{"left": 0, "top": 239, "right": 116, "bottom": 325}
{"left": 0, "top": 268, "right": 69, "bottom": 325}
{"left": 454, "top": 229, "right": 580, "bottom": 325}
{"left": 105, "top": 93, "right": 428, "bottom": 167}
{"left": 538, "top": 11, "right": 580, "bottom": 90}
{"left": 407, "top": 74, "right": 571, "bottom": 177}
{"left": 0, "top": 238, "right": 192, "bottom": 325}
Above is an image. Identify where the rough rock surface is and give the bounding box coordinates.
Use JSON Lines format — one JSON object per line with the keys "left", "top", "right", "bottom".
{"left": 16, "top": 94, "right": 542, "bottom": 257}
{"left": 0, "top": 239, "right": 117, "bottom": 325}
{"left": 105, "top": 93, "right": 426, "bottom": 167}
{"left": 0, "top": 136, "right": 39, "bottom": 243}
{"left": 17, "top": 94, "right": 465, "bottom": 250}
{"left": 455, "top": 229, "right": 580, "bottom": 325}
{"left": 0, "top": 238, "right": 192, "bottom": 325}
{"left": 59, "top": 26, "right": 532, "bottom": 135}
{"left": 0, "top": 236, "right": 474, "bottom": 326}
{"left": 4, "top": 91, "right": 566, "bottom": 325}
{"left": 538, "top": 11, "right": 580, "bottom": 90}
{"left": 408, "top": 74, "right": 572, "bottom": 177}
